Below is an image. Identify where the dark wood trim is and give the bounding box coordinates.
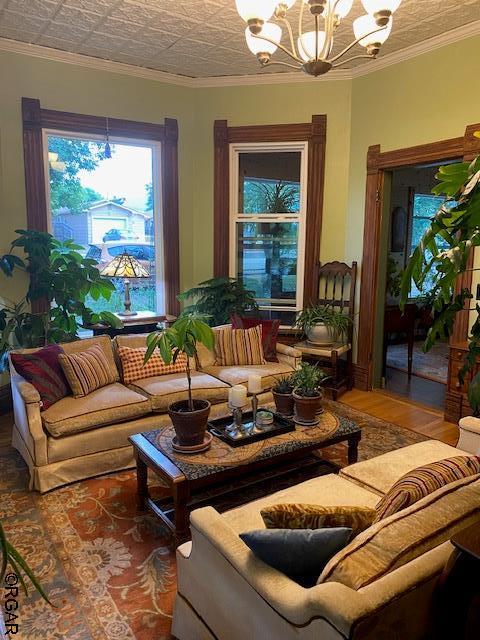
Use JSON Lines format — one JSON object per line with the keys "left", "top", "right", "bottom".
{"left": 162, "top": 118, "right": 181, "bottom": 316}
{"left": 213, "top": 116, "right": 327, "bottom": 299}
{"left": 21, "top": 97, "right": 179, "bottom": 316}
{"left": 375, "top": 137, "right": 464, "bottom": 169}
{"left": 213, "top": 120, "right": 229, "bottom": 277}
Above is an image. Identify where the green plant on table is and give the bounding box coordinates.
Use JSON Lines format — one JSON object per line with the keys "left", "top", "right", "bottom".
{"left": 178, "top": 277, "right": 258, "bottom": 327}
{"left": 292, "top": 362, "right": 328, "bottom": 397}
{"left": 272, "top": 374, "right": 295, "bottom": 394}
{"left": 293, "top": 304, "right": 352, "bottom": 339}
{"left": 144, "top": 314, "right": 214, "bottom": 411}
{"left": 400, "top": 133, "right": 480, "bottom": 413}
{"left": 0, "top": 230, "right": 122, "bottom": 370}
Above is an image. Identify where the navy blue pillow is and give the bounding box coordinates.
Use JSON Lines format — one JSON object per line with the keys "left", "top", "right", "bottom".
{"left": 239, "top": 527, "right": 352, "bottom": 588}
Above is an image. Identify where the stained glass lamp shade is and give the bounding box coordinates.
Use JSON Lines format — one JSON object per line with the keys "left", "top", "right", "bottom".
{"left": 100, "top": 252, "right": 150, "bottom": 316}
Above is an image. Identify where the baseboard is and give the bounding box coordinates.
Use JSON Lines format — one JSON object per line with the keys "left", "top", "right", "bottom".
{"left": 0, "top": 384, "right": 12, "bottom": 415}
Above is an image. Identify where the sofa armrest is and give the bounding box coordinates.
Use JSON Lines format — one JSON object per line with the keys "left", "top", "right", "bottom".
{"left": 276, "top": 342, "right": 302, "bottom": 369}
{"left": 188, "top": 507, "right": 368, "bottom": 634}
{"left": 10, "top": 372, "right": 48, "bottom": 467}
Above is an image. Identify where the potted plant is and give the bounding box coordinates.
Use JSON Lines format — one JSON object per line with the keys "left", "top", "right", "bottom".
{"left": 177, "top": 277, "right": 258, "bottom": 327}
{"left": 272, "top": 374, "right": 295, "bottom": 417}
{"left": 294, "top": 304, "right": 351, "bottom": 346}
{"left": 144, "top": 315, "right": 215, "bottom": 446}
{"left": 292, "top": 362, "right": 328, "bottom": 425}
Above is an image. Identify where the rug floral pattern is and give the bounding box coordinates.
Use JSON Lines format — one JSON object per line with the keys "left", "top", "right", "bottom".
{"left": 0, "top": 401, "right": 427, "bottom": 640}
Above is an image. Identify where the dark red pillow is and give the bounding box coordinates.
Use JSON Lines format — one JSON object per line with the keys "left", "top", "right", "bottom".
{"left": 10, "top": 344, "right": 70, "bottom": 410}
{"left": 231, "top": 315, "right": 280, "bottom": 362}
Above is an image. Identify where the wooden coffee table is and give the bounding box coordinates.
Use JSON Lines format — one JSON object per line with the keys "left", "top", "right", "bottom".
{"left": 129, "top": 409, "right": 361, "bottom": 544}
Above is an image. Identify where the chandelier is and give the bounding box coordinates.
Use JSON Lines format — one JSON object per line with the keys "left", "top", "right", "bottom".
{"left": 235, "top": 0, "right": 402, "bottom": 76}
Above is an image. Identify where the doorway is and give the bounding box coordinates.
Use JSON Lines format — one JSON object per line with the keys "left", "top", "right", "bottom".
{"left": 374, "top": 162, "right": 460, "bottom": 410}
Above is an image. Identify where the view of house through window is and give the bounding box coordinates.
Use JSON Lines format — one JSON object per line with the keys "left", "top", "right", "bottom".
{"left": 45, "top": 132, "right": 163, "bottom": 315}
{"left": 231, "top": 147, "right": 306, "bottom": 324}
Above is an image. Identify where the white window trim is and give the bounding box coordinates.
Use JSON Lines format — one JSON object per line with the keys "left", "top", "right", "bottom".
{"left": 42, "top": 129, "right": 165, "bottom": 315}
{"left": 229, "top": 141, "right": 308, "bottom": 316}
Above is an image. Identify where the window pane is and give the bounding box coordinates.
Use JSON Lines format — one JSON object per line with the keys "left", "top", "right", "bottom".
{"left": 239, "top": 152, "right": 301, "bottom": 214}
{"left": 47, "top": 134, "right": 162, "bottom": 315}
{"left": 236, "top": 222, "right": 298, "bottom": 304}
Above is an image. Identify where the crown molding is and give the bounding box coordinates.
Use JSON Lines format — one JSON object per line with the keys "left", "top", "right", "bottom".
{"left": 0, "top": 18, "right": 479, "bottom": 89}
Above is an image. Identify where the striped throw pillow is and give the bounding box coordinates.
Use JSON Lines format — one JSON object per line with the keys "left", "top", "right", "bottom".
{"left": 374, "top": 455, "right": 480, "bottom": 522}
{"left": 118, "top": 345, "right": 188, "bottom": 385}
{"left": 215, "top": 325, "right": 266, "bottom": 366}
{"left": 59, "top": 344, "right": 117, "bottom": 398}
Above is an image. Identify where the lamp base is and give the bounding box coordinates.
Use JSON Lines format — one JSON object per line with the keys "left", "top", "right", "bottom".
{"left": 117, "top": 310, "right": 138, "bottom": 317}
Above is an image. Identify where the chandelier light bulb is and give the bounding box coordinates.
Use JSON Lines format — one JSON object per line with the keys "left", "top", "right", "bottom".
{"left": 360, "top": 0, "right": 402, "bottom": 15}
{"left": 353, "top": 13, "right": 392, "bottom": 46}
{"left": 245, "top": 23, "right": 282, "bottom": 55}
{"left": 329, "top": 0, "right": 354, "bottom": 19}
{"left": 297, "top": 30, "right": 327, "bottom": 61}
{"left": 235, "top": 0, "right": 276, "bottom": 23}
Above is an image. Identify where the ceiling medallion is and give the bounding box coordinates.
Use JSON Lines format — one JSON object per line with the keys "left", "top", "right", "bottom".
{"left": 236, "top": 0, "right": 402, "bottom": 76}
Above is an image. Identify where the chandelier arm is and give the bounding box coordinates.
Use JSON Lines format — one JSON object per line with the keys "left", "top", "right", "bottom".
{"left": 261, "top": 60, "right": 302, "bottom": 70}
{"left": 280, "top": 17, "right": 298, "bottom": 59}
{"left": 332, "top": 54, "right": 376, "bottom": 67}
{"left": 319, "top": 5, "right": 334, "bottom": 60}
{"left": 328, "top": 25, "right": 387, "bottom": 63}
{"left": 298, "top": 0, "right": 305, "bottom": 40}
{"left": 252, "top": 33, "right": 303, "bottom": 64}
{"left": 315, "top": 14, "right": 319, "bottom": 60}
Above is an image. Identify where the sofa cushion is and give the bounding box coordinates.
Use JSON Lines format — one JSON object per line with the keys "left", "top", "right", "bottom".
{"left": 130, "top": 371, "right": 230, "bottom": 412}
{"left": 261, "top": 504, "right": 377, "bottom": 537}
{"left": 117, "top": 345, "right": 187, "bottom": 384}
{"left": 318, "top": 474, "right": 480, "bottom": 590}
{"left": 215, "top": 325, "right": 266, "bottom": 366}
{"left": 223, "top": 474, "right": 379, "bottom": 532}
{"left": 62, "top": 334, "right": 119, "bottom": 382}
{"left": 240, "top": 527, "right": 352, "bottom": 588}
{"left": 59, "top": 344, "right": 117, "bottom": 398}
{"left": 374, "top": 455, "right": 480, "bottom": 522}
{"left": 203, "top": 362, "right": 295, "bottom": 392}
{"left": 231, "top": 315, "right": 280, "bottom": 362}
{"left": 42, "top": 383, "right": 151, "bottom": 437}
{"left": 339, "top": 440, "right": 465, "bottom": 495}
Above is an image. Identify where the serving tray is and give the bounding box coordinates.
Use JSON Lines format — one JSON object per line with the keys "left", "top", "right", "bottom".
{"left": 208, "top": 409, "right": 295, "bottom": 448}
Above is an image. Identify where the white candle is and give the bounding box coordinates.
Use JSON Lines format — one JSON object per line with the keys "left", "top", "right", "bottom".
{"left": 230, "top": 384, "right": 247, "bottom": 407}
{"left": 248, "top": 374, "right": 262, "bottom": 395}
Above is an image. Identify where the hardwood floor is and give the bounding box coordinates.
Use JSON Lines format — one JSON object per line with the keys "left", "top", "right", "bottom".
{"left": 341, "top": 388, "right": 459, "bottom": 447}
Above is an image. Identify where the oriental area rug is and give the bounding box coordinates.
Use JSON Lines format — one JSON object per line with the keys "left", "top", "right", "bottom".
{"left": 0, "top": 401, "right": 427, "bottom": 640}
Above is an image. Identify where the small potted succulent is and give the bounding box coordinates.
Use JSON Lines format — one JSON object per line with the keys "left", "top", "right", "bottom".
{"left": 272, "top": 374, "right": 295, "bottom": 417}
{"left": 145, "top": 315, "right": 215, "bottom": 446}
{"left": 294, "top": 304, "right": 351, "bottom": 346}
{"left": 292, "top": 362, "right": 328, "bottom": 425}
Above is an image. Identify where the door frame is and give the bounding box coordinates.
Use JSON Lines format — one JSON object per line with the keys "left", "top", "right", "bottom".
{"left": 355, "top": 124, "right": 480, "bottom": 392}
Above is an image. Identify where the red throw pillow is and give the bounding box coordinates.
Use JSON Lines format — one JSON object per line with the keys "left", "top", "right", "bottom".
{"left": 231, "top": 315, "right": 280, "bottom": 362}
{"left": 10, "top": 344, "right": 70, "bottom": 410}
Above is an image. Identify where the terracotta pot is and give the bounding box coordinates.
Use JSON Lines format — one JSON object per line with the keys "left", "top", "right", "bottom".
{"left": 306, "top": 323, "right": 335, "bottom": 346}
{"left": 272, "top": 390, "right": 295, "bottom": 417}
{"left": 168, "top": 399, "right": 211, "bottom": 446}
{"left": 293, "top": 392, "right": 322, "bottom": 424}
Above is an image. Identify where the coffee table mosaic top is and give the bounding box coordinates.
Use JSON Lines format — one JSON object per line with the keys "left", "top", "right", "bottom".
{"left": 142, "top": 409, "right": 361, "bottom": 480}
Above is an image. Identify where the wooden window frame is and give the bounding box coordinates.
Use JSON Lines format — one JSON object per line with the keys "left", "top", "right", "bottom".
{"left": 213, "top": 116, "right": 327, "bottom": 306}
{"left": 22, "top": 97, "right": 180, "bottom": 316}
{"left": 355, "top": 125, "right": 480, "bottom": 392}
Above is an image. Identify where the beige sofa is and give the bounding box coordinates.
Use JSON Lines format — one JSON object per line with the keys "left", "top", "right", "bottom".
{"left": 172, "top": 439, "right": 479, "bottom": 640}
{"left": 10, "top": 329, "right": 301, "bottom": 492}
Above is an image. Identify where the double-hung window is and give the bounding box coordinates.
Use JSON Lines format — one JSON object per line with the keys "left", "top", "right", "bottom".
{"left": 229, "top": 143, "right": 308, "bottom": 325}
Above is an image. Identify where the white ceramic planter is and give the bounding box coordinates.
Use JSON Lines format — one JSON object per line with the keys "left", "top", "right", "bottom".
{"left": 458, "top": 416, "right": 480, "bottom": 455}
{"left": 306, "top": 323, "right": 335, "bottom": 346}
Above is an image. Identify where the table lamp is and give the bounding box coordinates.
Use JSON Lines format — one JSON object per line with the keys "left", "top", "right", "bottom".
{"left": 99, "top": 251, "right": 150, "bottom": 316}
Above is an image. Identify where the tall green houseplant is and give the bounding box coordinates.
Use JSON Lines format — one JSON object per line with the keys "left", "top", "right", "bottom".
{"left": 401, "top": 133, "right": 480, "bottom": 411}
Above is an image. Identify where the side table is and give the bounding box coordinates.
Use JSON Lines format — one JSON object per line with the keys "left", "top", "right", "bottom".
{"left": 435, "top": 519, "right": 480, "bottom": 640}
{"left": 294, "top": 341, "right": 352, "bottom": 399}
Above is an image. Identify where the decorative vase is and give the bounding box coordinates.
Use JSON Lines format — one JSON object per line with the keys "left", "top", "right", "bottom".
{"left": 168, "top": 399, "right": 211, "bottom": 446}
{"left": 272, "top": 390, "right": 295, "bottom": 417}
{"left": 293, "top": 392, "right": 322, "bottom": 424}
{"left": 306, "top": 323, "right": 335, "bottom": 346}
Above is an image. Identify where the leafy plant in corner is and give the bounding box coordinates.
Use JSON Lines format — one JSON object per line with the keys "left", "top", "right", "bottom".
{"left": 0, "top": 230, "right": 122, "bottom": 370}
{"left": 178, "top": 277, "right": 258, "bottom": 327}
{"left": 400, "top": 132, "right": 480, "bottom": 413}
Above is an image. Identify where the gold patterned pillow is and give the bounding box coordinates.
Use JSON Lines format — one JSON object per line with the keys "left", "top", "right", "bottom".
{"left": 59, "top": 344, "right": 117, "bottom": 397}
{"left": 261, "top": 504, "right": 377, "bottom": 537}
{"left": 214, "top": 325, "right": 266, "bottom": 366}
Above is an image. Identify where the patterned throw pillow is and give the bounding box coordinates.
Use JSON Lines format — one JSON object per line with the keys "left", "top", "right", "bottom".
{"left": 214, "top": 325, "right": 266, "bottom": 366}
{"left": 10, "top": 344, "right": 70, "bottom": 410}
{"left": 261, "top": 504, "right": 377, "bottom": 537}
{"left": 58, "top": 344, "right": 117, "bottom": 398}
{"left": 374, "top": 455, "right": 480, "bottom": 522}
{"left": 117, "top": 345, "right": 188, "bottom": 385}
{"left": 240, "top": 527, "right": 352, "bottom": 588}
{"left": 231, "top": 315, "right": 280, "bottom": 362}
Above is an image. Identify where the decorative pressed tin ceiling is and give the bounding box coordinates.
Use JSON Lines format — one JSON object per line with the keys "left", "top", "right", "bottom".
{"left": 0, "top": 0, "right": 479, "bottom": 79}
